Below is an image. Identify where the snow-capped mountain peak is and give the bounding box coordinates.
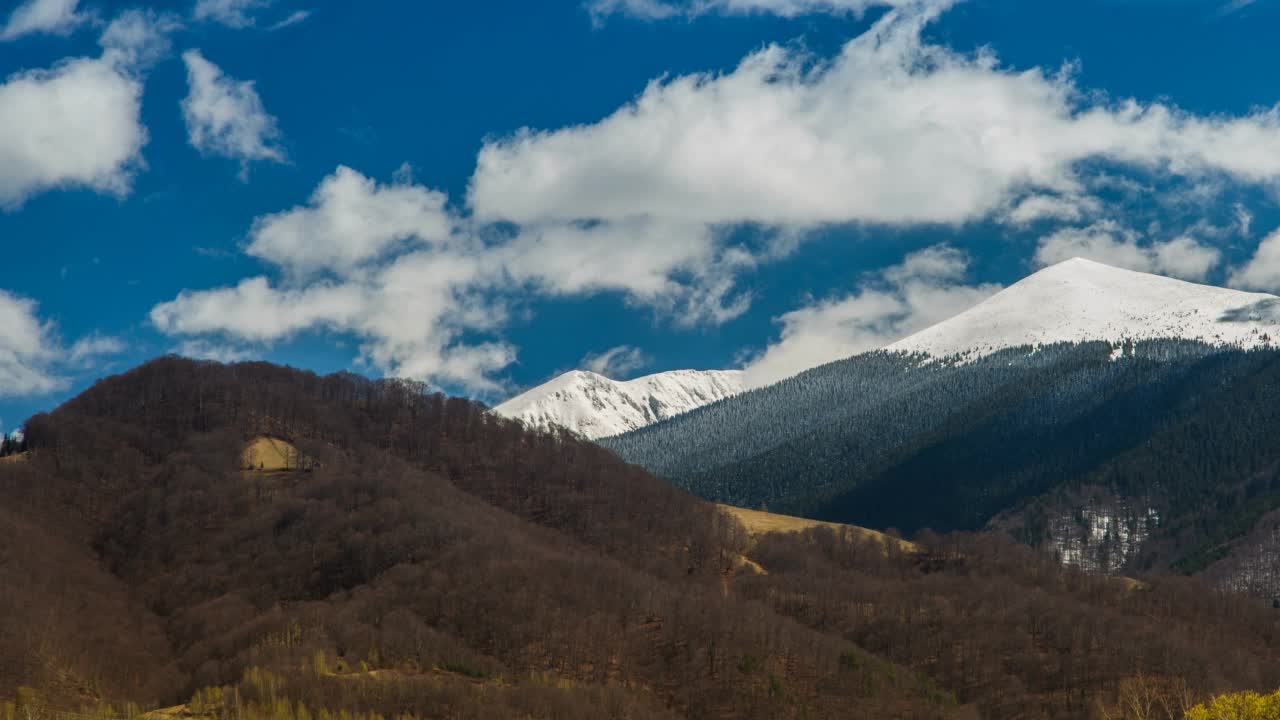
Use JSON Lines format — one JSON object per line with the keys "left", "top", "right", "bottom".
{"left": 494, "top": 368, "right": 745, "bottom": 439}
{"left": 889, "top": 257, "right": 1280, "bottom": 358}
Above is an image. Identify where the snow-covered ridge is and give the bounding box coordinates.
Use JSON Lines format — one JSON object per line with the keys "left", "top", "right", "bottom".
{"left": 494, "top": 368, "right": 746, "bottom": 439}
{"left": 498, "top": 259, "right": 1280, "bottom": 438}
{"left": 889, "top": 257, "right": 1280, "bottom": 359}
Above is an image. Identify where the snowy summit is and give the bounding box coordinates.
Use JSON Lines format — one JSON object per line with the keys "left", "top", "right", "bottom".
{"left": 889, "top": 258, "right": 1280, "bottom": 359}
{"left": 497, "top": 259, "right": 1280, "bottom": 439}
{"left": 494, "top": 369, "right": 745, "bottom": 439}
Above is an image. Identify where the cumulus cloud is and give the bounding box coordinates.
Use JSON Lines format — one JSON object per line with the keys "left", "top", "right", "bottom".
{"left": 581, "top": 345, "right": 650, "bottom": 379}
{"left": 1, "top": 0, "right": 85, "bottom": 41}
{"left": 158, "top": 2, "right": 1280, "bottom": 392}
{"left": 152, "top": 166, "right": 767, "bottom": 391}
{"left": 0, "top": 291, "right": 62, "bottom": 396}
{"left": 247, "top": 166, "right": 453, "bottom": 277}
{"left": 0, "top": 291, "right": 124, "bottom": 397}
{"left": 151, "top": 168, "right": 506, "bottom": 391}
{"left": 181, "top": 50, "right": 285, "bottom": 174}
{"left": 743, "top": 246, "right": 1001, "bottom": 387}
{"left": 1229, "top": 228, "right": 1280, "bottom": 291}
{"left": 498, "top": 219, "right": 755, "bottom": 325}
{"left": 1034, "top": 222, "right": 1222, "bottom": 281}
{"left": 0, "top": 54, "right": 146, "bottom": 208}
{"left": 472, "top": 4, "right": 1280, "bottom": 232}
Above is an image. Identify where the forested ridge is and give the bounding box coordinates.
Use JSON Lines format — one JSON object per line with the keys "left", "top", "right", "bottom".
{"left": 2, "top": 357, "right": 1280, "bottom": 719}
{"left": 604, "top": 340, "right": 1280, "bottom": 586}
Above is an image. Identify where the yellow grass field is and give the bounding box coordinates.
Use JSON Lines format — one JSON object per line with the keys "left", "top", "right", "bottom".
{"left": 1115, "top": 576, "right": 1148, "bottom": 592}
{"left": 241, "top": 436, "right": 303, "bottom": 472}
{"left": 717, "top": 504, "right": 918, "bottom": 553}
{"left": 0, "top": 452, "right": 27, "bottom": 464}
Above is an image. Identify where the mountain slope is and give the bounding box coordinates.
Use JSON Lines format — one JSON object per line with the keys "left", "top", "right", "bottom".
{"left": 7, "top": 357, "right": 1280, "bottom": 718}
{"left": 890, "top": 257, "right": 1280, "bottom": 358}
{"left": 603, "top": 260, "right": 1280, "bottom": 591}
{"left": 494, "top": 368, "right": 745, "bottom": 438}
{"left": 2, "top": 357, "right": 963, "bottom": 720}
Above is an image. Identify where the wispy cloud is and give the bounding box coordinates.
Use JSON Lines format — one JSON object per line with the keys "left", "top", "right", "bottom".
{"left": 181, "top": 49, "right": 286, "bottom": 177}
{"left": 193, "top": 0, "right": 271, "bottom": 28}
{"left": 581, "top": 346, "right": 650, "bottom": 379}
{"left": 0, "top": 0, "right": 86, "bottom": 42}
{"left": 1219, "top": 0, "right": 1260, "bottom": 16}
{"left": 268, "top": 9, "right": 311, "bottom": 30}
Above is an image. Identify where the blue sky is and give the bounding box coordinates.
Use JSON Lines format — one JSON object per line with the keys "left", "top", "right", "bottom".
{"left": 3, "top": 0, "right": 1280, "bottom": 432}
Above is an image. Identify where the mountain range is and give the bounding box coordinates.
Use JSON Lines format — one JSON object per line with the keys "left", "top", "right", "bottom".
{"left": 887, "top": 257, "right": 1280, "bottom": 358}
{"left": 494, "top": 368, "right": 745, "bottom": 438}
{"left": 594, "top": 259, "right": 1280, "bottom": 594}
{"left": 498, "top": 258, "right": 1280, "bottom": 439}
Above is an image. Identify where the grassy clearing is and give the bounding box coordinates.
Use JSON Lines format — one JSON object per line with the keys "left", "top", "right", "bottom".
{"left": 241, "top": 437, "right": 303, "bottom": 472}
{"left": 718, "top": 504, "right": 918, "bottom": 553}
{"left": 1115, "top": 576, "right": 1148, "bottom": 592}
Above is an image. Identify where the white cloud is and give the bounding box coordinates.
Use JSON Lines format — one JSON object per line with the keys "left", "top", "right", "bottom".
{"left": 247, "top": 165, "right": 453, "bottom": 277}
{"left": 152, "top": 166, "right": 766, "bottom": 392}
{"left": 588, "top": 0, "right": 681, "bottom": 22}
{"left": 1229, "top": 227, "right": 1280, "bottom": 291}
{"left": 1235, "top": 203, "right": 1254, "bottom": 237}
{"left": 1034, "top": 222, "right": 1222, "bottom": 281}
{"left": 68, "top": 334, "right": 126, "bottom": 367}
{"left": 100, "top": 9, "right": 182, "bottom": 71}
{"left": 1, "top": 0, "right": 85, "bottom": 41}
{"left": 268, "top": 9, "right": 311, "bottom": 30}
{"left": 581, "top": 345, "right": 650, "bottom": 378}
{"left": 743, "top": 245, "right": 1000, "bottom": 387}
{"left": 181, "top": 50, "right": 285, "bottom": 174}
{"left": 158, "top": 2, "right": 1280, "bottom": 393}
{"left": 0, "top": 55, "right": 146, "bottom": 208}
{"left": 587, "top": 0, "right": 952, "bottom": 22}
{"left": 0, "top": 291, "right": 124, "bottom": 397}
{"left": 0, "top": 291, "right": 62, "bottom": 396}
{"left": 472, "top": 4, "right": 1280, "bottom": 232}
{"left": 151, "top": 168, "right": 508, "bottom": 392}
{"left": 498, "top": 219, "right": 755, "bottom": 325}
{"left": 175, "top": 339, "right": 257, "bottom": 363}
{"left": 1003, "top": 193, "right": 1101, "bottom": 226}
{"left": 192, "top": 0, "right": 271, "bottom": 28}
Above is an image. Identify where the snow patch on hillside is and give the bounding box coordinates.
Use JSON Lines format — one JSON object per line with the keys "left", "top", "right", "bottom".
{"left": 1049, "top": 502, "right": 1160, "bottom": 575}
{"left": 494, "top": 368, "right": 746, "bottom": 439}
{"left": 890, "top": 258, "right": 1280, "bottom": 359}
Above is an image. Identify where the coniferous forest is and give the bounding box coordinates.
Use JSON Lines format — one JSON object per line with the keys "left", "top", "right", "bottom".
{"left": 2, "top": 357, "right": 1280, "bottom": 720}
{"left": 603, "top": 340, "right": 1280, "bottom": 591}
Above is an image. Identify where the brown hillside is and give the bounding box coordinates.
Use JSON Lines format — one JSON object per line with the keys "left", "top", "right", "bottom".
{"left": 2, "top": 357, "right": 1279, "bottom": 719}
